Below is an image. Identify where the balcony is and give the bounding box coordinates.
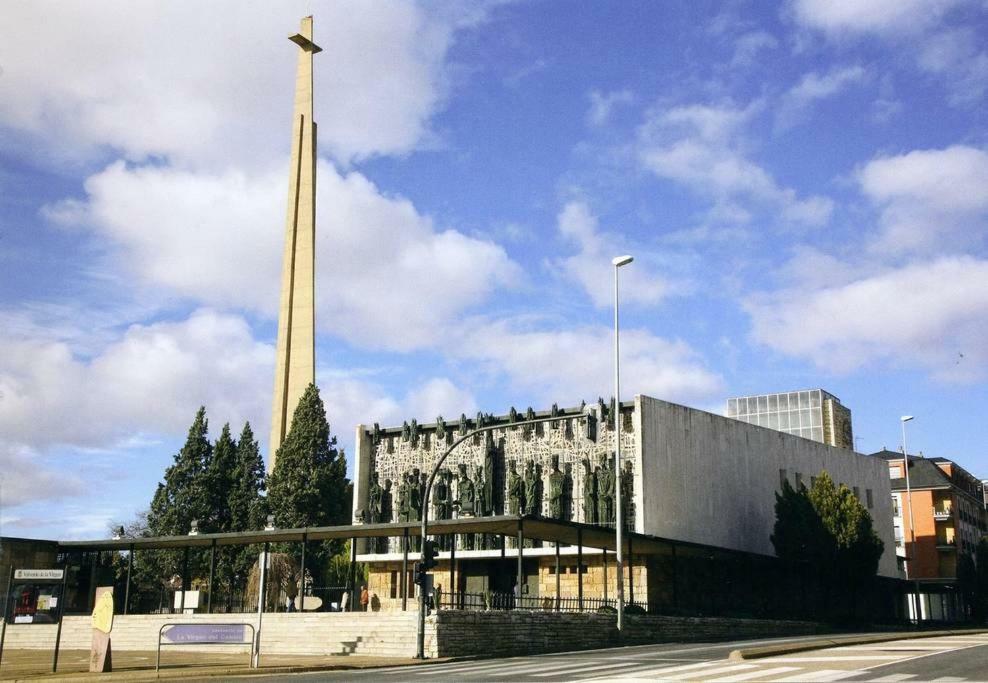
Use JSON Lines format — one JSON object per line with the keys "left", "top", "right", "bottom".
{"left": 933, "top": 506, "right": 953, "bottom": 521}
{"left": 936, "top": 539, "right": 957, "bottom": 551}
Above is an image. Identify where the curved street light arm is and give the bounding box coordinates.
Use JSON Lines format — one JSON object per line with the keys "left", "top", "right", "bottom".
{"left": 416, "top": 410, "right": 594, "bottom": 658}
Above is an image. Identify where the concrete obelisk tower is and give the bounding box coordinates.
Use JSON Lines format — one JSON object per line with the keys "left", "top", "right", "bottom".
{"left": 269, "top": 16, "right": 322, "bottom": 472}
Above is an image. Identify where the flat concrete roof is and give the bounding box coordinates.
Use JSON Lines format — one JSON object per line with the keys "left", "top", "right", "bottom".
{"left": 55, "top": 515, "right": 767, "bottom": 558}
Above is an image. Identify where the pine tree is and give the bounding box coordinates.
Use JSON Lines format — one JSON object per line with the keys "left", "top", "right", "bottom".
{"left": 266, "top": 384, "right": 349, "bottom": 580}
{"left": 770, "top": 478, "right": 831, "bottom": 567}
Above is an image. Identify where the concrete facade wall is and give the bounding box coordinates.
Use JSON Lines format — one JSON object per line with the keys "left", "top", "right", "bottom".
{"left": 637, "top": 396, "right": 898, "bottom": 577}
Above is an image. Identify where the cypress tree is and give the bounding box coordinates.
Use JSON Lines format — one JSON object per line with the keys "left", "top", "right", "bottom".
{"left": 147, "top": 406, "right": 213, "bottom": 536}
{"left": 229, "top": 421, "right": 267, "bottom": 533}
{"left": 266, "top": 384, "right": 349, "bottom": 579}
{"left": 207, "top": 423, "right": 237, "bottom": 533}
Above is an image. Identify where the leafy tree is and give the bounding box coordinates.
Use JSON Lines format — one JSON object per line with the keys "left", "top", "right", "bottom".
{"left": 957, "top": 552, "right": 977, "bottom": 619}
{"left": 266, "top": 384, "right": 349, "bottom": 582}
{"left": 807, "top": 472, "right": 884, "bottom": 588}
{"left": 770, "top": 479, "right": 831, "bottom": 566}
{"left": 975, "top": 537, "right": 988, "bottom": 621}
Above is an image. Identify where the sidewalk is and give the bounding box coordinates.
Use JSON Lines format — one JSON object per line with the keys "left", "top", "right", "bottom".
{"left": 0, "top": 649, "right": 438, "bottom": 681}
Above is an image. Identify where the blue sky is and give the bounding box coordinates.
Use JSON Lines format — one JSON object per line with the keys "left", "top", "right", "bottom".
{"left": 2, "top": 0, "right": 987, "bottom": 540}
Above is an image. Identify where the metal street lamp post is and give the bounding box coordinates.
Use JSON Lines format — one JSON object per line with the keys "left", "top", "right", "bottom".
{"left": 612, "top": 254, "right": 633, "bottom": 633}
{"left": 900, "top": 415, "right": 920, "bottom": 621}
{"left": 415, "top": 411, "right": 596, "bottom": 659}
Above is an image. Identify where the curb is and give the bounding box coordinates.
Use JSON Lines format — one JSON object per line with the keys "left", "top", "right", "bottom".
{"left": 4, "top": 657, "right": 460, "bottom": 682}
{"left": 729, "top": 629, "right": 988, "bottom": 661}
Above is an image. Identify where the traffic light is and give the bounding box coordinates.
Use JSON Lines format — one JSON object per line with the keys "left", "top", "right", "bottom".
{"left": 413, "top": 561, "right": 426, "bottom": 587}
{"left": 423, "top": 540, "right": 439, "bottom": 570}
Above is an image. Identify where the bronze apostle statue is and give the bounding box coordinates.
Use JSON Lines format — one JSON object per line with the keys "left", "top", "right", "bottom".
{"left": 582, "top": 458, "right": 597, "bottom": 525}
{"left": 548, "top": 454, "right": 565, "bottom": 520}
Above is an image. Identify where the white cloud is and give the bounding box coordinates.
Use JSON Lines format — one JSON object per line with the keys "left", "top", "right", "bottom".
{"left": 0, "top": 445, "right": 85, "bottom": 507}
{"left": 47, "top": 160, "right": 520, "bottom": 350}
{"left": 550, "top": 200, "right": 677, "bottom": 307}
{"left": 776, "top": 65, "right": 868, "bottom": 129}
{"left": 0, "top": 309, "right": 273, "bottom": 452}
{"left": 916, "top": 28, "right": 988, "bottom": 106}
{"left": 789, "top": 0, "right": 962, "bottom": 35}
{"left": 0, "top": 1, "right": 486, "bottom": 166}
{"left": 587, "top": 89, "right": 635, "bottom": 126}
{"left": 857, "top": 145, "right": 988, "bottom": 254}
{"left": 731, "top": 31, "right": 779, "bottom": 68}
{"left": 451, "top": 316, "right": 724, "bottom": 407}
{"left": 638, "top": 102, "right": 833, "bottom": 226}
{"left": 745, "top": 256, "right": 988, "bottom": 381}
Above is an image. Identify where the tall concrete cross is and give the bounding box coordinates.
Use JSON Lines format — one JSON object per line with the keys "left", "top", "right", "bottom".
{"left": 269, "top": 16, "right": 322, "bottom": 472}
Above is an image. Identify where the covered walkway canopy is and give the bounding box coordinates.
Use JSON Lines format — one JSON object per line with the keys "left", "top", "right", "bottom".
{"left": 56, "top": 515, "right": 732, "bottom": 557}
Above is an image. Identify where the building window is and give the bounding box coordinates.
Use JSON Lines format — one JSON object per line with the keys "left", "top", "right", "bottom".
{"left": 866, "top": 489, "right": 873, "bottom": 509}
{"left": 389, "top": 571, "right": 398, "bottom": 599}
{"left": 853, "top": 486, "right": 860, "bottom": 500}
{"left": 795, "top": 472, "right": 804, "bottom": 490}
{"left": 779, "top": 468, "right": 788, "bottom": 489}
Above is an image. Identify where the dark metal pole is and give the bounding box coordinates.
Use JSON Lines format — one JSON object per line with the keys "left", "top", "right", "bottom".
{"left": 671, "top": 543, "right": 678, "bottom": 609}
{"left": 51, "top": 565, "right": 69, "bottom": 672}
{"left": 124, "top": 545, "right": 133, "bottom": 615}
{"left": 299, "top": 533, "right": 307, "bottom": 612}
{"left": 413, "top": 413, "right": 590, "bottom": 659}
{"left": 516, "top": 519, "right": 524, "bottom": 609}
{"left": 208, "top": 540, "right": 216, "bottom": 614}
{"left": 603, "top": 548, "right": 608, "bottom": 602}
{"left": 401, "top": 528, "right": 409, "bottom": 611}
{"left": 348, "top": 537, "right": 357, "bottom": 612}
{"left": 450, "top": 537, "right": 457, "bottom": 609}
{"left": 628, "top": 536, "right": 634, "bottom": 608}
{"left": 577, "top": 529, "right": 584, "bottom": 612}
{"left": 555, "top": 542, "right": 561, "bottom": 611}
{"left": 0, "top": 566, "right": 13, "bottom": 670}
{"left": 180, "top": 547, "right": 189, "bottom": 613}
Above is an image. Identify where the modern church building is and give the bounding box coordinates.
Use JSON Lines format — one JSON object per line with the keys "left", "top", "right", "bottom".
{"left": 352, "top": 394, "right": 898, "bottom": 610}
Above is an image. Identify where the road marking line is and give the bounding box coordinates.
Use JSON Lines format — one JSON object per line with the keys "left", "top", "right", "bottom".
{"left": 411, "top": 660, "right": 536, "bottom": 675}
{"left": 704, "top": 665, "right": 803, "bottom": 681}
{"left": 844, "top": 645, "right": 959, "bottom": 651}
{"left": 582, "top": 660, "right": 733, "bottom": 680}
{"left": 928, "top": 677, "right": 965, "bottom": 682}
{"left": 784, "top": 670, "right": 866, "bottom": 682}
{"left": 484, "top": 660, "right": 624, "bottom": 677}
{"left": 869, "top": 675, "right": 917, "bottom": 681}
{"left": 767, "top": 656, "right": 904, "bottom": 661}
{"left": 530, "top": 661, "right": 646, "bottom": 677}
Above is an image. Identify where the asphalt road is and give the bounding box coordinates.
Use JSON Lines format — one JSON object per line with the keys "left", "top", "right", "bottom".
{"left": 230, "top": 634, "right": 841, "bottom": 682}
{"left": 231, "top": 632, "right": 988, "bottom": 681}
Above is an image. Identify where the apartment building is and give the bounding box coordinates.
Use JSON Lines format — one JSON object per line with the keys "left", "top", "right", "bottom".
{"left": 726, "top": 389, "right": 853, "bottom": 449}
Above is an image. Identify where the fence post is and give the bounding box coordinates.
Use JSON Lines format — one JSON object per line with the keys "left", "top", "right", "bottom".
{"left": 577, "top": 529, "right": 583, "bottom": 612}
{"left": 299, "top": 533, "right": 307, "bottom": 613}
{"left": 516, "top": 519, "right": 524, "bottom": 609}
{"left": 401, "top": 528, "right": 409, "bottom": 611}
{"left": 124, "top": 545, "right": 133, "bottom": 615}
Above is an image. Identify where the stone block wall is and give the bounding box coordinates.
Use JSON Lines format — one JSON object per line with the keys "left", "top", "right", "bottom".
{"left": 430, "top": 611, "right": 823, "bottom": 658}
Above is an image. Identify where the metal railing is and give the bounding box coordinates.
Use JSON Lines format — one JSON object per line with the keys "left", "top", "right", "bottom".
{"left": 434, "top": 591, "right": 646, "bottom": 613}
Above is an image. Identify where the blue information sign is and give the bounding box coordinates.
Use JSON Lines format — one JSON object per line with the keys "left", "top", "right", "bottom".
{"left": 162, "top": 624, "right": 248, "bottom": 644}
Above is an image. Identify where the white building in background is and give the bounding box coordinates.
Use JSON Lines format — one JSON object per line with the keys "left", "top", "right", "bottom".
{"left": 726, "top": 389, "right": 854, "bottom": 449}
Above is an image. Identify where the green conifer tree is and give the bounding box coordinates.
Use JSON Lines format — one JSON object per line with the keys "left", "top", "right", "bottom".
{"left": 229, "top": 421, "right": 267, "bottom": 533}
{"left": 147, "top": 406, "right": 214, "bottom": 535}
{"left": 207, "top": 423, "right": 238, "bottom": 533}
{"left": 266, "top": 384, "right": 349, "bottom": 581}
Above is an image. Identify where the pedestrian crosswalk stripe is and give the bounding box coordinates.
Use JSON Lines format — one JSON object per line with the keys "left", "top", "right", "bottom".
{"left": 784, "top": 670, "right": 866, "bottom": 682}
{"left": 530, "top": 660, "right": 644, "bottom": 677}
{"left": 869, "top": 674, "right": 917, "bottom": 681}
{"left": 705, "top": 665, "right": 803, "bottom": 681}
{"left": 768, "top": 656, "right": 904, "bottom": 661}
{"left": 582, "top": 660, "right": 734, "bottom": 680}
